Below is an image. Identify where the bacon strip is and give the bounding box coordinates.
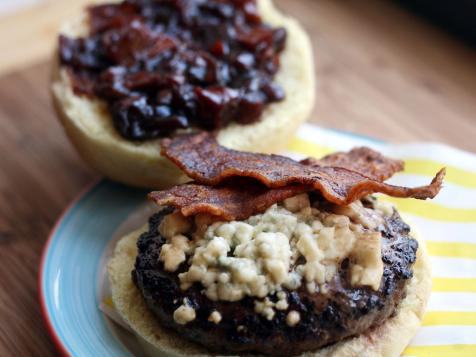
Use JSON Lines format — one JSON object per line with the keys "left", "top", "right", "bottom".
{"left": 149, "top": 184, "right": 310, "bottom": 221}
{"left": 301, "top": 147, "right": 404, "bottom": 181}
{"left": 160, "top": 132, "right": 444, "bottom": 205}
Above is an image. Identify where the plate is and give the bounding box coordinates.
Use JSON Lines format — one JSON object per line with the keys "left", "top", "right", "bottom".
{"left": 40, "top": 125, "right": 476, "bottom": 357}
{"left": 38, "top": 127, "right": 378, "bottom": 357}
{"left": 39, "top": 179, "right": 152, "bottom": 357}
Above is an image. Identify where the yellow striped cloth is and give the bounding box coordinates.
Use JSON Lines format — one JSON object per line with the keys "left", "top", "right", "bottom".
{"left": 286, "top": 124, "right": 476, "bottom": 357}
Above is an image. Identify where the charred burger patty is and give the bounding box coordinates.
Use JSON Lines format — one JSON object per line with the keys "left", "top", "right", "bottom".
{"left": 132, "top": 196, "right": 418, "bottom": 356}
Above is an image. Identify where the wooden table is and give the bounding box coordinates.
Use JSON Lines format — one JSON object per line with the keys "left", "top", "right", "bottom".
{"left": 0, "top": 0, "right": 475, "bottom": 355}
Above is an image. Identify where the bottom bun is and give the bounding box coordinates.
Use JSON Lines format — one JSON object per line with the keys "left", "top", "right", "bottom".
{"left": 108, "top": 221, "right": 431, "bottom": 357}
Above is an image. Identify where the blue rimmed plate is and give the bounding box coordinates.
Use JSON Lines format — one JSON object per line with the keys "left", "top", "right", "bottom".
{"left": 39, "top": 127, "right": 381, "bottom": 356}
{"left": 39, "top": 179, "right": 152, "bottom": 357}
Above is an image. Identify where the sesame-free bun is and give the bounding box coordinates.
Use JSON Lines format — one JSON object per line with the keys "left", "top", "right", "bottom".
{"left": 108, "top": 221, "right": 431, "bottom": 357}
{"left": 51, "top": 0, "right": 315, "bottom": 188}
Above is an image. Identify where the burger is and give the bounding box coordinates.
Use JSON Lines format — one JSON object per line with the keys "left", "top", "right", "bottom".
{"left": 108, "top": 133, "right": 443, "bottom": 356}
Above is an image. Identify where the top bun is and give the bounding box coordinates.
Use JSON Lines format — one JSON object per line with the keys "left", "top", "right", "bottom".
{"left": 51, "top": 0, "right": 315, "bottom": 188}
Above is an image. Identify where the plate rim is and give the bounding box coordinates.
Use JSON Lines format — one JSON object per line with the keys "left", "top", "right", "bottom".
{"left": 38, "top": 177, "right": 102, "bottom": 357}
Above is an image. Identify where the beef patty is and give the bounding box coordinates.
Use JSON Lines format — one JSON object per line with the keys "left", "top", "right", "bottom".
{"left": 132, "top": 199, "right": 418, "bottom": 356}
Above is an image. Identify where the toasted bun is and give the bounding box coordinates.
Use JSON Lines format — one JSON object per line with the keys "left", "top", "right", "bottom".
{"left": 108, "top": 220, "right": 431, "bottom": 357}
{"left": 51, "top": 0, "right": 315, "bottom": 188}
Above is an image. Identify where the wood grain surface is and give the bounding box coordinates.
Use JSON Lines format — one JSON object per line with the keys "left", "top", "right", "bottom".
{"left": 0, "top": 0, "right": 475, "bottom": 356}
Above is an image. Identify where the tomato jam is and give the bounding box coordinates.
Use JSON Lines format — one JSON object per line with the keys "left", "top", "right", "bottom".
{"left": 59, "top": 0, "right": 286, "bottom": 140}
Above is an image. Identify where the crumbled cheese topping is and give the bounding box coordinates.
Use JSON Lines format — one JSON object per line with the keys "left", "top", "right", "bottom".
{"left": 160, "top": 210, "right": 192, "bottom": 239}
{"left": 173, "top": 299, "right": 196, "bottom": 324}
{"left": 159, "top": 234, "right": 191, "bottom": 271}
{"left": 254, "top": 298, "right": 276, "bottom": 320}
{"left": 350, "top": 231, "right": 383, "bottom": 290}
{"left": 161, "top": 193, "right": 387, "bottom": 321}
{"left": 286, "top": 310, "right": 300, "bottom": 326}
{"left": 372, "top": 198, "right": 395, "bottom": 217}
{"left": 208, "top": 311, "right": 222, "bottom": 324}
{"left": 254, "top": 292, "right": 289, "bottom": 320}
{"left": 333, "top": 201, "right": 382, "bottom": 230}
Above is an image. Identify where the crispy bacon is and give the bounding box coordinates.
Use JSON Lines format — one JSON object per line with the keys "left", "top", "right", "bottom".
{"left": 301, "top": 147, "right": 404, "bottom": 181}
{"left": 160, "top": 132, "right": 444, "bottom": 205}
{"left": 149, "top": 183, "right": 310, "bottom": 221}
{"left": 161, "top": 132, "right": 308, "bottom": 186}
{"left": 149, "top": 170, "right": 445, "bottom": 220}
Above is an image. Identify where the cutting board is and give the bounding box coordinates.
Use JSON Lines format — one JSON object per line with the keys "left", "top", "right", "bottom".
{"left": 0, "top": 0, "right": 476, "bottom": 355}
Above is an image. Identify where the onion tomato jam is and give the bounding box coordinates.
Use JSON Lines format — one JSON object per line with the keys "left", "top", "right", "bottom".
{"left": 58, "top": 0, "right": 287, "bottom": 140}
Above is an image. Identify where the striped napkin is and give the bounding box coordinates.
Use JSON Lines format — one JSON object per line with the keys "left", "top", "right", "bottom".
{"left": 286, "top": 124, "right": 476, "bottom": 357}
